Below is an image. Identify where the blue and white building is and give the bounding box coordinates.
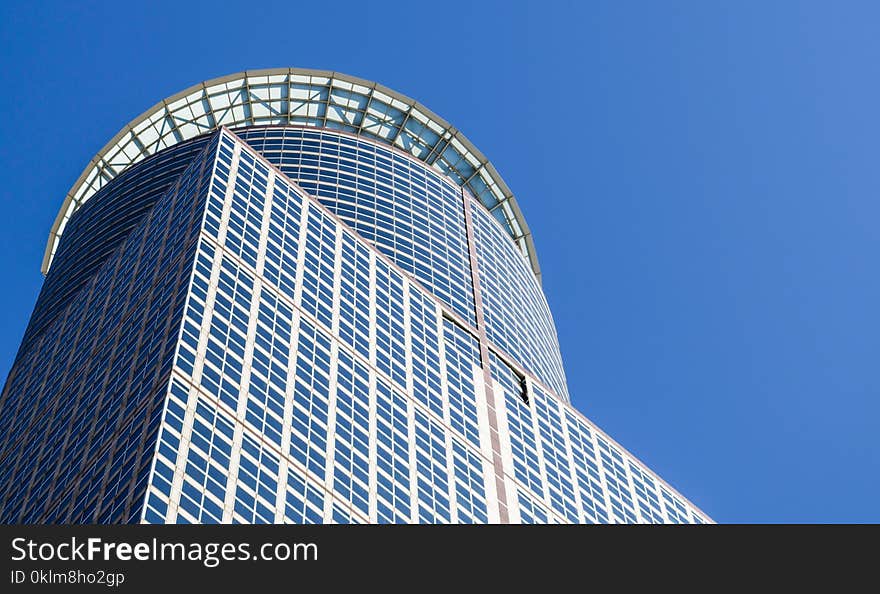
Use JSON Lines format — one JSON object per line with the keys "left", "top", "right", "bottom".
{"left": 0, "top": 69, "right": 709, "bottom": 524}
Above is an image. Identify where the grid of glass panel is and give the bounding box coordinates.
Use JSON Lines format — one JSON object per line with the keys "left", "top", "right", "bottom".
{"left": 45, "top": 69, "right": 535, "bottom": 279}
{"left": 39, "top": 121, "right": 566, "bottom": 405}
{"left": 233, "top": 127, "right": 563, "bottom": 400}
{"left": 144, "top": 131, "right": 498, "bottom": 523}
{"left": 490, "top": 356, "right": 708, "bottom": 524}
{"left": 1, "top": 125, "right": 709, "bottom": 524}
{"left": 23, "top": 136, "right": 212, "bottom": 348}
{"left": 0, "top": 134, "right": 222, "bottom": 523}
{"left": 472, "top": 200, "right": 569, "bottom": 401}
{"left": 235, "top": 127, "right": 477, "bottom": 326}
{"left": 140, "top": 130, "right": 707, "bottom": 524}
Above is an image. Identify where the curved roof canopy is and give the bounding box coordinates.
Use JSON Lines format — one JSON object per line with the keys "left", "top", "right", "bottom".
{"left": 44, "top": 68, "right": 539, "bottom": 280}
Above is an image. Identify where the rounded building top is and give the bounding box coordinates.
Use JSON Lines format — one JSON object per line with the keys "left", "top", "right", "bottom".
{"left": 44, "top": 68, "right": 539, "bottom": 280}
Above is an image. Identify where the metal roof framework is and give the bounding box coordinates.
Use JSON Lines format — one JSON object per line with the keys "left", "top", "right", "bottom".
{"left": 44, "top": 68, "right": 540, "bottom": 281}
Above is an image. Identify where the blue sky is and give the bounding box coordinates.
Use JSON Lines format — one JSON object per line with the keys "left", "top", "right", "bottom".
{"left": 1, "top": 1, "right": 878, "bottom": 522}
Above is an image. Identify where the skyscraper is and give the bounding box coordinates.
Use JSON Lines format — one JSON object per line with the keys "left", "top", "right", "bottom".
{"left": 0, "top": 69, "right": 709, "bottom": 524}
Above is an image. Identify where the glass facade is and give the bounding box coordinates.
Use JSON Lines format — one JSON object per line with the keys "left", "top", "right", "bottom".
{"left": 0, "top": 72, "right": 709, "bottom": 524}
{"left": 0, "top": 134, "right": 220, "bottom": 522}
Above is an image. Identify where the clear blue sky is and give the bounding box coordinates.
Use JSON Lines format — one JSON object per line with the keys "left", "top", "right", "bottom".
{"left": 1, "top": 1, "right": 878, "bottom": 523}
